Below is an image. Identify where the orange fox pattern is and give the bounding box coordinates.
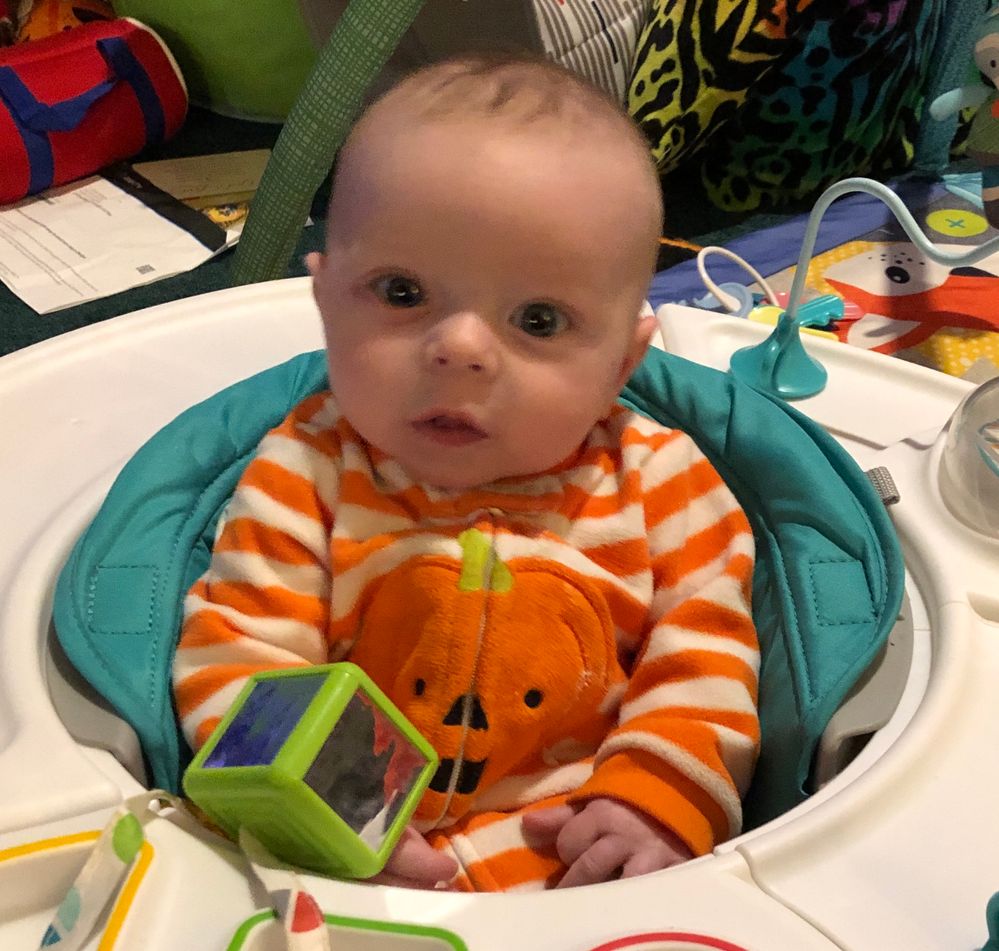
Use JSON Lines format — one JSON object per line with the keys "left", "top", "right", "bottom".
{"left": 173, "top": 392, "right": 759, "bottom": 891}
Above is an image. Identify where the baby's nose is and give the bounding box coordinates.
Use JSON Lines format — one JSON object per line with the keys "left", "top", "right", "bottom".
{"left": 425, "top": 312, "right": 497, "bottom": 375}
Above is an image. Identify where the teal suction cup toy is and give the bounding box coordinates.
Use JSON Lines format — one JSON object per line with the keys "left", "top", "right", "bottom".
{"left": 729, "top": 295, "right": 841, "bottom": 401}
{"left": 983, "top": 890, "right": 999, "bottom": 951}
{"left": 727, "top": 176, "right": 999, "bottom": 402}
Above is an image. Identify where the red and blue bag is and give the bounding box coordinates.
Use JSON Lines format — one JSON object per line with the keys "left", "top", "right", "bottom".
{"left": 0, "top": 18, "right": 187, "bottom": 205}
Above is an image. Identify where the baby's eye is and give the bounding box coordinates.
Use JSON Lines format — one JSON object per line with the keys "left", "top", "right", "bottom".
{"left": 372, "top": 275, "right": 425, "bottom": 307}
{"left": 512, "top": 302, "right": 569, "bottom": 338}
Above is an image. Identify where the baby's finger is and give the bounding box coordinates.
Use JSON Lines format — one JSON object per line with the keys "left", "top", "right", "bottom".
{"left": 620, "top": 850, "right": 671, "bottom": 879}
{"left": 381, "top": 828, "right": 458, "bottom": 886}
{"left": 556, "top": 836, "right": 630, "bottom": 889}
{"left": 521, "top": 804, "right": 576, "bottom": 839}
{"left": 553, "top": 809, "right": 604, "bottom": 866}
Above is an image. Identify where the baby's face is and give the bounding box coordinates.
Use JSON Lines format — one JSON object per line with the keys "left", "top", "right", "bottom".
{"left": 310, "top": 115, "right": 658, "bottom": 490}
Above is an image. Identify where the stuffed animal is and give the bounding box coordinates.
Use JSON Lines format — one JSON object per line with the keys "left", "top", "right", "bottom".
{"left": 0, "top": 0, "right": 31, "bottom": 44}
{"left": 930, "top": 4, "right": 999, "bottom": 227}
{"left": 0, "top": 2, "right": 12, "bottom": 44}
{"left": 17, "top": 0, "right": 113, "bottom": 42}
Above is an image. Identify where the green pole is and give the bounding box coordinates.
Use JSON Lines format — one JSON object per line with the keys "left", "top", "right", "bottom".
{"left": 231, "top": 0, "right": 428, "bottom": 285}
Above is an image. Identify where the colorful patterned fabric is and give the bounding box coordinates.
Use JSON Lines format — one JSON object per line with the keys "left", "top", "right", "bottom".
{"left": 647, "top": 175, "right": 999, "bottom": 381}
{"left": 629, "top": 0, "right": 960, "bottom": 211}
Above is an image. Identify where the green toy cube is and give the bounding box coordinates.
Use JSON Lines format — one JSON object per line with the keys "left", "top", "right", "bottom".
{"left": 183, "top": 663, "right": 438, "bottom": 878}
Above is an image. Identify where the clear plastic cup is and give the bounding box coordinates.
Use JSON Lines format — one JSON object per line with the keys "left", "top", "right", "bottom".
{"left": 938, "top": 377, "right": 999, "bottom": 538}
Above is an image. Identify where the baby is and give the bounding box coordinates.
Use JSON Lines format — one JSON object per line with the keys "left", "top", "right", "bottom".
{"left": 173, "top": 54, "right": 760, "bottom": 893}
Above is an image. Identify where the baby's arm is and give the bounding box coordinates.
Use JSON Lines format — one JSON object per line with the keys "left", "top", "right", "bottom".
{"left": 564, "top": 433, "right": 759, "bottom": 872}
{"left": 172, "top": 394, "right": 338, "bottom": 749}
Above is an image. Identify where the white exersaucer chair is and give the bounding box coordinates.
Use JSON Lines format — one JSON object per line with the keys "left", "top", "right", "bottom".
{"left": 0, "top": 260, "right": 997, "bottom": 949}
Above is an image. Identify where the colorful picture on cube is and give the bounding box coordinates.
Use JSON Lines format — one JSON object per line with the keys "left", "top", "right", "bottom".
{"left": 183, "top": 663, "right": 437, "bottom": 878}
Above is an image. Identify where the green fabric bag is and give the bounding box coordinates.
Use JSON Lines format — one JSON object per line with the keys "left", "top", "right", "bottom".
{"left": 113, "top": 0, "right": 317, "bottom": 121}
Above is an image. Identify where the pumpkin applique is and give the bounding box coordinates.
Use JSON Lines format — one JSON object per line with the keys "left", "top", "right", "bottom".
{"left": 348, "top": 524, "right": 625, "bottom": 829}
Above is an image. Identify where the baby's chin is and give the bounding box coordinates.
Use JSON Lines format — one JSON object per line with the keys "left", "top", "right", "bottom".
{"left": 402, "top": 464, "right": 505, "bottom": 492}
{"left": 398, "top": 454, "right": 539, "bottom": 491}
{"left": 401, "top": 456, "right": 570, "bottom": 492}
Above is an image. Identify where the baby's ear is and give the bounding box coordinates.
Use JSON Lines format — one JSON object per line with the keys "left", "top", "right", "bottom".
{"left": 308, "top": 252, "right": 332, "bottom": 318}
{"left": 616, "top": 311, "right": 657, "bottom": 388}
{"left": 305, "top": 251, "right": 324, "bottom": 278}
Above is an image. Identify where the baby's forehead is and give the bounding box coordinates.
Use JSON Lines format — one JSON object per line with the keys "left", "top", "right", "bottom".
{"left": 335, "top": 115, "right": 656, "bottom": 248}
{"left": 354, "top": 92, "right": 617, "bottom": 156}
{"left": 349, "top": 58, "right": 645, "bottom": 157}
{"left": 344, "top": 96, "right": 650, "bottom": 203}
{"left": 328, "top": 58, "right": 662, "bottom": 245}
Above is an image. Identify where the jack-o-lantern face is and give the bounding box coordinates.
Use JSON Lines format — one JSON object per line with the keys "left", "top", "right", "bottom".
{"left": 348, "top": 529, "right": 621, "bottom": 827}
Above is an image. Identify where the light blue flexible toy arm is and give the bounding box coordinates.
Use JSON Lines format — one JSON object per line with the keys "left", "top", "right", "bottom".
{"left": 929, "top": 84, "right": 989, "bottom": 120}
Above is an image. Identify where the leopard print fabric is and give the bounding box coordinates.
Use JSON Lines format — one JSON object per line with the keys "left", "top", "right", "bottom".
{"left": 629, "top": 0, "right": 821, "bottom": 173}
{"left": 629, "top": 0, "right": 950, "bottom": 211}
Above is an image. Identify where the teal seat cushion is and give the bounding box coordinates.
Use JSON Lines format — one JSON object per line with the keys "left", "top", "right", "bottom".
{"left": 53, "top": 346, "right": 904, "bottom": 827}
{"left": 53, "top": 351, "right": 329, "bottom": 792}
{"left": 621, "top": 353, "right": 902, "bottom": 826}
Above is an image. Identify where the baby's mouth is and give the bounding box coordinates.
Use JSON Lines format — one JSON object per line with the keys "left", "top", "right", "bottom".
{"left": 412, "top": 413, "right": 487, "bottom": 446}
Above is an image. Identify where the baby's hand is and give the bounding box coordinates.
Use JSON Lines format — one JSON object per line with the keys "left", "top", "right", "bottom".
{"left": 368, "top": 826, "right": 458, "bottom": 890}
{"left": 523, "top": 799, "right": 693, "bottom": 889}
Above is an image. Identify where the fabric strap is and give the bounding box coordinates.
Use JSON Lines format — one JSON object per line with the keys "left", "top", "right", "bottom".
{"left": 0, "top": 67, "right": 115, "bottom": 132}
{"left": 240, "top": 829, "right": 333, "bottom": 951}
{"left": 97, "top": 35, "right": 166, "bottom": 146}
{"left": 230, "top": 0, "right": 429, "bottom": 285}
{"left": 0, "top": 67, "right": 62, "bottom": 193}
{"left": 37, "top": 792, "right": 166, "bottom": 950}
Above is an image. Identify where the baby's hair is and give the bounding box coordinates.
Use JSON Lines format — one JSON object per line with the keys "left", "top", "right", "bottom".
{"left": 326, "top": 51, "right": 662, "bottom": 252}
{"left": 393, "top": 52, "right": 638, "bottom": 132}
{"left": 340, "top": 51, "right": 657, "bottom": 179}
{"left": 345, "top": 52, "right": 655, "bottom": 164}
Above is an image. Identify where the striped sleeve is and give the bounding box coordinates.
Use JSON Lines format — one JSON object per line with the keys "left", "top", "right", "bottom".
{"left": 172, "top": 394, "right": 338, "bottom": 750}
{"left": 569, "top": 431, "right": 759, "bottom": 857}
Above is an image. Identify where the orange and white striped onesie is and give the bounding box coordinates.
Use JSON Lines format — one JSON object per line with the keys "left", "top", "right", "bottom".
{"left": 173, "top": 392, "right": 759, "bottom": 892}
